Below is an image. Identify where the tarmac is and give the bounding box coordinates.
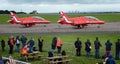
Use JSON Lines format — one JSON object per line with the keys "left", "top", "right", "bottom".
{"left": 0, "top": 22, "right": 120, "bottom": 35}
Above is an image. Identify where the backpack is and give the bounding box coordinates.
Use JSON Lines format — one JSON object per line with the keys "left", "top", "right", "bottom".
{"left": 10, "top": 39, "right": 14, "bottom": 46}
{"left": 62, "top": 50, "right": 66, "bottom": 56}
{"left": 16, "top": 39, "right": 20, "bottom": 44}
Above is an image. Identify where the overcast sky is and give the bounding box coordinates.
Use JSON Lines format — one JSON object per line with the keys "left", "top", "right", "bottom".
{"left": 1, "top": 0, "right": 120, "bottom": 13}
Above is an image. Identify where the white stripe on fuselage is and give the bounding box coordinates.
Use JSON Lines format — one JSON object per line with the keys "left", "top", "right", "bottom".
{"left": 62, "top": 16, "right": 71, "bottom": 23}
{"left": 13, "top": 16, "right": 21, "bottom": 22}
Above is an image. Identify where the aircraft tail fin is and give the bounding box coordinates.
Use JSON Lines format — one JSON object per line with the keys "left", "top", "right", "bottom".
{"left": 10, "top": 12, "right": 21, "bottom": 22}
{"left": 59, "top": 11, "right": 69, "bottom": 19}
{"left": 59, "top": 11, "right": 71, "bottom": 24}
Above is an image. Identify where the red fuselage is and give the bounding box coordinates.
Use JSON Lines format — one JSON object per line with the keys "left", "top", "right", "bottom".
{"left": 58, "top": 11, "right": 105, "bottom": 28}
{"left": 9, "top": 12, "right": 50, "bottom": 27}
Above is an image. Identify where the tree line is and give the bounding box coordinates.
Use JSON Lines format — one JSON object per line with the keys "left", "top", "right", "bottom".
{"left": 0, "top": 10, "right": 27, "bottom": 14}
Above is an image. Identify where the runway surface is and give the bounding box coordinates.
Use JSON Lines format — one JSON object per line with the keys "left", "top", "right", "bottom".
{"left": 0, "top": 22, "right": 120, "bottom": 35}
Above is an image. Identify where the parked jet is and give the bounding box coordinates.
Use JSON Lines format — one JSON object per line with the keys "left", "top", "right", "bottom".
{"left": 9, "top": 12, "right": 50, "bottom": 27}
{"left": 58, "top": 11, "right": 105, "bottom": 28}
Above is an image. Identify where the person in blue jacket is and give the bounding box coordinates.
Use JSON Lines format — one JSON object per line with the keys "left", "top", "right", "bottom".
{"left": 0, "top": 55, "right": 4, "bottom": 64}
{"left": 85, "top": 39, "right": 91, "bottom": 57}
{"left": 106, "top": 54, "right": 116, "bottom": 64}
{"left": 28, "top": 38, "right": 34, "bottom": 53}
{"left": 51, "top": 37, "right": 57, "bottom": 54}
{"left": 20, "top": 35, "right": 27, "bottom": 48}
{"left": 105, "top": 40, "right": 112, "bottom": 57}
{"left": 94, "top": 37, "right": 102, "bottom": 58}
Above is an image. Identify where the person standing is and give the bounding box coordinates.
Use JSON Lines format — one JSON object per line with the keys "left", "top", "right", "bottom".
{"left": 85, "top": 39, "right": 91, "bottom": 57}
{"left": 56, "top": 37, "right": 62, "bottom": 54}
{"left": 20, "top": 35, "right": 27, "bottom": 48}
{"left": 94, "top": 37, "right": 102, "bottom": 58}
{"left": 38, "top": 37, "right": 43, "bottom": 52}
{"left": 74, "top": 38, "right": 82, "bottom": 56}
{"left": 115, "top": 39, "right": 120, "bottom": 60}
{"left": 15, "top": 36, "right": 20, "bottom": 52}
{"left": 8, "top": 36, "right": 15, "bottom": 54}
{"left": 51, "top": 37, "right": 57, "bottom": 53}
{"left": 1, "top": 39, "right": 5, "bottom": 52}
{"left": 105, "top": 40, "right": 112, "bottom": 57}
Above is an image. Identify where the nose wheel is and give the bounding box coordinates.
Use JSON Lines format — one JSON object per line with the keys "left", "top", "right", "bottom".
{"left": 77, "top": 25, "right": 85, "bottom": 29}
{"left": 77, "top": 25, "right": 83, "bottom": 29}
{"left": 97, "top": 25, "right": 100, "bottom": 28}
{"left": 25, "top": 24, "right": 30, "bottom": 27}
{"left": 77, "top": 25, "right": 81, "bottom": 29}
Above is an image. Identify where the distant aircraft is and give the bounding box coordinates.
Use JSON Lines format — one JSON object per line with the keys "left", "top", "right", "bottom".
{"left": 58, "top": 11, "right": 105, "bottom": 28}
{"left": 8, "top": 12, "right": 50, "bottom": 27}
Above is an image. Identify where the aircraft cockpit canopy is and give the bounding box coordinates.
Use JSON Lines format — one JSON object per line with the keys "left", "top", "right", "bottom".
{"left": 32, "top": 16, "right": 45, "bottom": 20}
{"left": 85, "top": 16, "right": 99, "bottom": 20}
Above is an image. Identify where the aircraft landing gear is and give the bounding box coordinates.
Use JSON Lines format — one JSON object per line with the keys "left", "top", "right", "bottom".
{"left": 25, "top": 24, "right": 34, "bottom": 27}
{"left": 77, "top": 25, "right": 81, "bottom": 29}
{"left": 77, "top": 25, "right": 85, "bottom": 29}
{"left": 97, "top": 25, "right": 100, "bottom": 28}
{"left": 25, "top": 24, "right": 30, "bottom": 27}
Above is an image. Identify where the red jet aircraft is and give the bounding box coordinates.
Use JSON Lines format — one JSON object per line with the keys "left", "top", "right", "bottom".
{"left": 58, "top": 11, "right": 105, "bottom": 28}
{"left": 9, "top": 12, "right": 50, "bottom": 27}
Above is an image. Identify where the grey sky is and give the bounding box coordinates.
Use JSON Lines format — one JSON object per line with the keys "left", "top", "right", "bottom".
{"left": 6, "top": 0, "right": 120, "bottom": 4}
{"left": 1, "top": 0, "right": 120, "bottom": 13}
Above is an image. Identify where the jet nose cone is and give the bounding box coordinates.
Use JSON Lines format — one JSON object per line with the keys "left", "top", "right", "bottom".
{"left": 44, "top": 20, "right": 50, "bottom": 24}
{"left": 7, "top": 20, "right": 10, "bottom": 22}
{"left": 58, "top": 20, "right": 61, "bottom": 23}
{"left": 100, "top": 21, "right": 105, "bottom": 24}
{"left": 58, "top": 20, "right": 63, "bottom": 24}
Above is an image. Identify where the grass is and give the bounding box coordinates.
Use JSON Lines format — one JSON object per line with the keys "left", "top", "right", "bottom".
{"left": 0, "top": 34, "right": 120, "bottom": 64}
{"left": 0, "top": 13, "right": 120, "bottom": 24}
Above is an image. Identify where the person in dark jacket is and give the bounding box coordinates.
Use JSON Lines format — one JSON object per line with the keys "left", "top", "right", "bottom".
{"left": 27, "top": 38, "right": 34, "bottom": 53}
{"left": 106, "top": 54, "right": 116, "bottom": 64}
{"left": 94, "top": 37, "right": 102, "bottom": 58}
{"left": 8, "top": 36, "right": 15, "bottom": 54}
{"left": 20, "top": 35, "right": 27, "bottom": 48}
{"left": 85, "top": 39, "right": 91, "bottom": 57}
{"left": 115, "top": 39, "right": 120, "bottom": 60}
{"left": 15, "top": 36, "right": 20, "bottom": 52}
{"left": 74, "top": 38, "right": 82, "bottom": 56}
{"left": 51, "top": 37, "right": 57, "bottom": 53}
{"left": 105, "top": 40, "right": 112, "bottom": 57}
{"left": 38, "top": 37, "right": 43, "bottom": 52}
{"left": 1, "top": 39, "right": 5, "bottom": 52}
